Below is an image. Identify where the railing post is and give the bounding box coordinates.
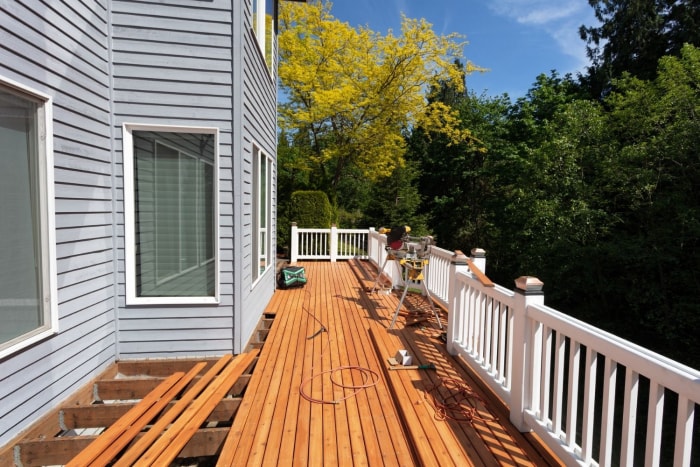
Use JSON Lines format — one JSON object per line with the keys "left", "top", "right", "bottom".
{"left": 510, "top": 276, "right": 544, "bottom": 432}
{"left": 290, "top": 222, "right": 298, "bottom": 264}
{"left": 470, "top": 248, "right": 487, "bottom": 274}
{"left": 330, "top": 224, "right": 338, "bottom": 262}
{"left": 368, "top": 227, "right": 376, "bottom": 263}
{"left": 447, "top": 250, "right": 469, "bottom": 356}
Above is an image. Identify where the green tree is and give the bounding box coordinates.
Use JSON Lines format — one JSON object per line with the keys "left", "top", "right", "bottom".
{"left": 580, "top": 0, "right": 700, "bottom": 97}
{"left": 595, "top": 45, "right": 700, "bottom": 362}
{"left": 278, "top": 0, "right": 481, "bottom": 202}
{"left": 408, "top": 91, "right": 505, "bottom": 250}
{"left": 362, "top": 159, "right": 428, "bottom": 235}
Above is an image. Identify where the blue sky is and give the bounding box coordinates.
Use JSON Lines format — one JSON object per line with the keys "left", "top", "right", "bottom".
{"left": 328, "top": 0, "right": 599, "bottom": 99}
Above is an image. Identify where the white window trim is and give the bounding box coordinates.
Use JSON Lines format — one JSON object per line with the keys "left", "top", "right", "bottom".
{"left": 252, "top": 143, "right": 273, "bottom": 287}
{"left": 0, "top": 76, "right": 58, "bottom": 359}
{"left": 123, "top": 123, "right": 220, "bottom": 305}
{"left": 253, "top": 0, "right": 276, "bottom": 77}
{"left": 254, "top": 0, "right": 267, "bottom": 54}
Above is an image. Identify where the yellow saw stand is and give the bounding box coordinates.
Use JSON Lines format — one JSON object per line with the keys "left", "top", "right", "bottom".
{"left": 388, "top": 257, "right": 443, "bottom": 330}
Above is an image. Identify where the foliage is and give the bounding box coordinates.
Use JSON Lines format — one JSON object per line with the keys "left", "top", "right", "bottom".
{"left": 580, "top": 0, "right": 700, "bottom": 97}
{"left": 596, "top": 44, "right": 700, "bottom": 357}
{"left": 276, "top": 1, "right": 700, "bottom": 368}
{"left": 361, "top": 159, "right": 429, "bottom": 235}
{"left": 407, "top": 46, "right": 700, "bottom": 368}
{"left": 278, "top": 0, "right": 482, "bottom": 201}
{"left": 277, "top": 130, "right": 313, "bottom": 249}
{"left": 289, "top": 191, "right": 333, "bottom": 228}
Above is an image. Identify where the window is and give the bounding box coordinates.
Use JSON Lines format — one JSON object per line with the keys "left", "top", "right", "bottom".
{"left": 123, "top": 125, "right": 219, "bottom": 305}
{"left": 252, "top": 0, "right": 276, "bottom": 73}
{"left": 252, "top": 144, "right": 272, "bottom": 283}
{"left": 0, "top": 77, "right": 57, "bottom": 359}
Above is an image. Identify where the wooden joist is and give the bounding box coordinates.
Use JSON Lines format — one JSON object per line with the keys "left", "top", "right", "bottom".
{"left": 59, "top": 397, "right": 242, "bottom": 430}
{"left": 66, "top": 371, "right": 190, "bottom": 467}
{"left": 12, "top": 352, "right": 260, "bottom": 467}
{"left": 133, "top": 350, "right": 259, "bottom": 466}
{"left": 15, "top": 428, "right": 230, "bottom": 467}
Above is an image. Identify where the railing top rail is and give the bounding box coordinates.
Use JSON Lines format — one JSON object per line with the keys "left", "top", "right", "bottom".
{"left": 466, "top": 258, "right": 494, "bottom": 287}
{"left": 528, "top": 302, "right": 700, "bottom": 399}
{"left": 454, "top": 268, "right": 515, "bottom": 299}
{"left": 427, "top": 245, "right": 452, "bottom": 258}
{"left": 335, "top": 229, "right": 370, "bottom": 233}
{"left": 294, "top": 227, "right": 332, "bottom": 233}
{"left": 294, "top": 227, "right": 368, "bottom": 232}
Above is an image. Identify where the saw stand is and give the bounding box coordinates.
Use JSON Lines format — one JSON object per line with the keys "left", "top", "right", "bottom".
{"left": 371, "top": 250, "right": 443, "bottom": 330}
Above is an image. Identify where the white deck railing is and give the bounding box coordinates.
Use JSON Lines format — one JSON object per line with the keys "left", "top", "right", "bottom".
{"left": 290, "top": 223, "right": 369, "bottom": 262}
{"left": 290, "top": 226, "right": 699, "bottom": 466}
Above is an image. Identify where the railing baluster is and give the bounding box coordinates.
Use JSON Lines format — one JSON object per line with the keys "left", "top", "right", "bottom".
{"left": 467, "top": 285, "right": 476, "bottom": 353}
{"left": 552, "top": 332, "right": 566, "bottom": 436}
{"left": 674, "top": 395, "right": 695, "bottom": 467}
{"left": 566, "top": 339, "right": 581, "bottom": 448}
{"left": 644, "top": 380, "right": 664, "bottom": 466}
{"left": 476, "top": 289, "right": 484, "bottom": 362}
{"left": 581, "top": 348, "right": 597, "bottom": 463}
{"left": 600, "top": 358, "right": 618, "bottom": 466}
{"left": 530, "top": 318, "right": 543, "bottom": 417}
{"left": 484, "top": 296, "right": 493, "bottom": 371}
{"left": 477, "top": 289, "right": 484, "bottom": 357}
{"left": 490, "top": 298, "right": 499, "bottom": 376}
{"left": 506, "top": 305, "right": 515, "bottom": 393}
{"left": 498, "top": 302, "right": 507, "bottom": 384}
{"left": 541, "top": 326, "right": 553, "bottom": 423}
{"left": 620, "top": 369, "right": 640, "bottom": 466}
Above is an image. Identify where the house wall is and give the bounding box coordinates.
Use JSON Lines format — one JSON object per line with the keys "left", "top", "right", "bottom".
{"left": 0, "top": 0, "right": 278, "bottom": 448}
{"left": 111, "top": 0, "right": 237, "bottom": 358}
{"left": 112, "top": 0, "right": 277, "bottom": 358}
{"left": 234, "top": 0, "right": 278, "bottom": 353}
{"left": 0, "top": 0, "right": 117, "bottom": 447}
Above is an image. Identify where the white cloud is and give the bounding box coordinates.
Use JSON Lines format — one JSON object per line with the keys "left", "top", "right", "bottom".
{"left": 516, "top": 3, "right": 581, "bottom": 25}
{"left": 487, "top": 0, "right": 596, "bottom": 72}
{"left": 487, "top": 0, "right": 588, "bottom": 25}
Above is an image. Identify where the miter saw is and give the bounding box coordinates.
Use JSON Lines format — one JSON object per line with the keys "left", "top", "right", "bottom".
{"left": 370, "top": 226, "right": 442, "bottom": 330}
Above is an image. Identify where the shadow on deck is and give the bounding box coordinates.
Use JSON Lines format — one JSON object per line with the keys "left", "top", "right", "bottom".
{"left": 0, "top": 260, "right": 562, "bottom": 466}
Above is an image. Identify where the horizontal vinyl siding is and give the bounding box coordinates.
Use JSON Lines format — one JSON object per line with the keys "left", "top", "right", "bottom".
{"left": 236, "top": 1, "right": 277, "bottom": 352}
{"left": 0, "top": 0, "right": 116, "bottom": 448}
{"left": 112, "top": 0, "right": 236, "bottom": 359}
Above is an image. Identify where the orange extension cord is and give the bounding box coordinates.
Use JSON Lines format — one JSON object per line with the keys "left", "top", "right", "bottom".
{"left": 298, "top": 286, "right": 380, "bottom": 405}
{"left": 423, "top": 377, "right": 494, "bottom": 423}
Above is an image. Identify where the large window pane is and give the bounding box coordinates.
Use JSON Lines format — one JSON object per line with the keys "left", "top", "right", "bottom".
{"left": 0, "top": 81, "right": 54, "bottom": 355}
{"left": 132, "top": 131, "right": 217, "bottom": 299}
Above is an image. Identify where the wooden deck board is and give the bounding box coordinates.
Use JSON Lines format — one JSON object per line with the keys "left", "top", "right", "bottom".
{"left": 218, "top": 260, "right": 562, "bottom": 467}
{"left": 1, "top": 260, "right": 563, "bottom": 466}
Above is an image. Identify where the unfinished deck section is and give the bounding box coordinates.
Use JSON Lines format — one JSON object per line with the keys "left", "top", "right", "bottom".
{"left": 2, "top": 353, "right": 259, "bottom": 467}
{"left": 217, "top": 261, "right": 561, "bottom": 466}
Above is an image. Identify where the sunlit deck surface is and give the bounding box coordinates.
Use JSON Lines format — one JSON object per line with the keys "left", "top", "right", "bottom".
{"left": 0, "top": 260, "right": 564, "bottom": 466}
{"left": 218, "top": 260, "right": 562, "bottom": 466}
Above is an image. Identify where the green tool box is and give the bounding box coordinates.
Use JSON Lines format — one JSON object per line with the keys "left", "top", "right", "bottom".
{"left": 277, "top": 266, "right": 307, "bottom": 289}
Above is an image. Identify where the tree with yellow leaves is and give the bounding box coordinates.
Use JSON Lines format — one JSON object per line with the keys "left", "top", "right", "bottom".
{"left": 278, "top": 0, "right": 482, "bottom": 197}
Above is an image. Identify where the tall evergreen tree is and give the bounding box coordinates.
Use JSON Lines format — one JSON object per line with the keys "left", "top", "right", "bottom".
{"left": 580, "top": 0, "right": 700, "bottom": 97}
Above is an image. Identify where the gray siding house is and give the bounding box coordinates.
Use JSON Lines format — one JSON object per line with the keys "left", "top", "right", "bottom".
{"left": 0, "top": 0, "right": 289, "bottom": 448}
